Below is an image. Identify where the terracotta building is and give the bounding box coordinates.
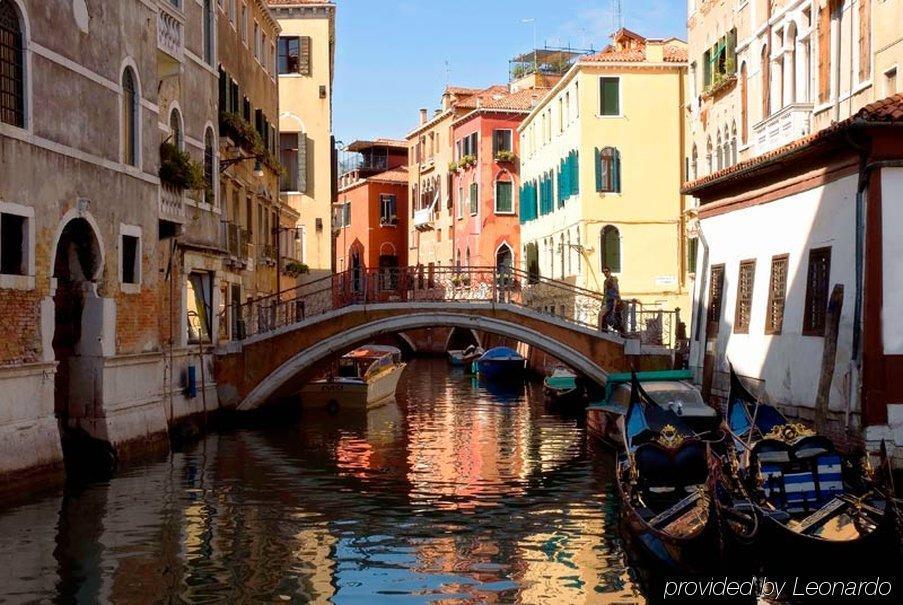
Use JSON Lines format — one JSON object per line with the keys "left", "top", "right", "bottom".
{"left": 450, "top": 86, "right": 543, "bottom": 271}
{"left": 334, "top": 140, "right": 409, "bottom": 283}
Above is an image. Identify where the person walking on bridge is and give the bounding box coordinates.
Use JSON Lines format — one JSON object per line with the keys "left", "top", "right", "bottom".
{"left": 599, "top": 266, "right": 622, "bottom": 333}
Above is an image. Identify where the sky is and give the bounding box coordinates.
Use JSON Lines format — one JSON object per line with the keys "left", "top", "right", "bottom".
{"left": 332, "top": 0, "right": 687, "bottom": 145}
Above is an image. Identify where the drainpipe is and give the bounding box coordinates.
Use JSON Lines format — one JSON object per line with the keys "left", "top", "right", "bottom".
{"left": 844, "top": 127, "right": 903, "bottom": 428}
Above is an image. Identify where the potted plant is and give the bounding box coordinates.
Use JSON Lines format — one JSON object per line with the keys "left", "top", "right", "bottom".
{"left": 448, "top": 161, "right": 458, "bottom": 172}
{"left": 495, "top": 150, "right": 516, "bottom": 163}
{"left": 159, "top": 142, "right": 206, "bottom": 191}
{"left": 283, "top": 261, "right": 310, "bottom": 277}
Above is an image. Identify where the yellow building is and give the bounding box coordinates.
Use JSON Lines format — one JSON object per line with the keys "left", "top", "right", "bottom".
{"left": 270, "top": 0, "right": 336, "bottom": 282}
{"left": 518, "top": 29, "right": 690, "bottom": 322}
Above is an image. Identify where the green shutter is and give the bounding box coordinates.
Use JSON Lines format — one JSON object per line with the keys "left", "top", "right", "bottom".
{"left": 594, "top": 148, "right": 602, "bottom": 192}
{"left": 601, "top": 78, "right": 620, "bottom": 116}
{"left": 603, "top": 227, "right": 621, "bottom": 273}
{"left": 573, "top": 151, "right": 580, "bottom": 195}
{"left": 612, "top": 149, "right": 621, "bottom": 193}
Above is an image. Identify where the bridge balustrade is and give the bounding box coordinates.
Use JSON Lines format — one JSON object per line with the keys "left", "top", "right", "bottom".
{"left": 228, "top": 266, "right": 683, "bottom": 349}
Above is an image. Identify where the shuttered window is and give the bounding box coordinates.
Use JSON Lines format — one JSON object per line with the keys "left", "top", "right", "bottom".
{"left": 859, "top": 0, "right": 870, "bottom": 82}
{"left": 519, "top": 181, "right": 538, "bottom": 224}
{"left": 818, "top": 3, "right": 832, "bottom": 104}
{"left": 734, "top": 260, "right": 756, "bottom": 334}
{"left": 469, "top": 182, "right": 478, "bottom": 215}
{"left": 600, "top": 226, "right": 621, "bottom": 273}
{"left": 707, "top": 264, "right": 725, "bottom": 336}
{"left": 495, "top": 181, "right": 513, "bottom": 214}
{"left": 687, "top": 237, "right": 698, "bottom": 274}
{"left": 599, "top": 77, "right": 620, "bottom": 116}
{"left": 803, "top": 247, "right": 831, "bottom": 336}
{"left": 765, "top": 254, "right": 789, "bottom": 335}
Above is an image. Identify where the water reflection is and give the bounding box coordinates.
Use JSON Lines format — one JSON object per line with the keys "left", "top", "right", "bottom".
{"left": 0, "top": 359, "right": 645, "bottom": 603}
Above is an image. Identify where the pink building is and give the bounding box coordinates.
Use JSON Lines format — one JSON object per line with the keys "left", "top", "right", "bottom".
{"left": 450, "top": 86, "right": 544, "bottom": 270}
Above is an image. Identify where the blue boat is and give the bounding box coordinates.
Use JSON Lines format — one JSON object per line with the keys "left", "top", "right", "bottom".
{"left": 474, "top": 346, "right": 525, "bottom": 381}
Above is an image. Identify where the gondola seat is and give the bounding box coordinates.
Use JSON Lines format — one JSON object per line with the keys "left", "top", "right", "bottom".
{"left": 761, "top": 453, "right": 844, "bottom": 514}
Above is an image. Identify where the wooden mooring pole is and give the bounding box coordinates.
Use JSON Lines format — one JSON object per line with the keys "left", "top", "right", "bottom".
{"left": 815, "top": 284, "right": 844, "bottom": 434}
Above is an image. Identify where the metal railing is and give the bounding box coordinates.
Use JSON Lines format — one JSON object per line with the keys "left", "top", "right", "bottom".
{"left": 229, "top": 266, "right": 683, "bottom": 349}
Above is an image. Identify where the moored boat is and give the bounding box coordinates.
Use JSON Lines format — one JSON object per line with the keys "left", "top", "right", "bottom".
{"left": 475, "top": 346, "right": 526, "bottom": 381}
{"left": 616, "top": 374, "right": 721, "bottom": 573}
{"left": 543, "top": 366, "right": 584, "bottom": 408}
{"left": 299, "top": 345, "right": 406, "bottom": 412}
{"left": 720, "top": 367, "right": 900, "bottom": 573}
{"left": 587, "top": 370, "right": 720, "bottom": 447}
{"left": 447, "top": 344, "right": 483, "bottom": 367}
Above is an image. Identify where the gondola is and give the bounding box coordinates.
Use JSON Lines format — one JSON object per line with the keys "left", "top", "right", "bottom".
{"left": 721, "top": 366, "right": 900, "bottom": 573}
{"left": 615, "top": 373, "right": 721, "bottom": 573}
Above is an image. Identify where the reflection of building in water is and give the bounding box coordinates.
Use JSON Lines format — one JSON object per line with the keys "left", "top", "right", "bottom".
{"left": 289, "top": 518, "right": 337, "bottom": 604}
{"left": 333, "top": 402, "right": 406, "bottom": 480}
{"left": 514, "top": 503, "right": 643, "bottom": 604}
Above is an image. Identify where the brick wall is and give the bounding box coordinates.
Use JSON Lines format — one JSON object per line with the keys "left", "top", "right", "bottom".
{"left": 0, "top": 289, "right": 43, "bottom": 364}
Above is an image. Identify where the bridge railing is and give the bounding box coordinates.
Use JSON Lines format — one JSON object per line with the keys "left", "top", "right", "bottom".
{"left": 230, "top": 266, "right": 682, "bottom": 348}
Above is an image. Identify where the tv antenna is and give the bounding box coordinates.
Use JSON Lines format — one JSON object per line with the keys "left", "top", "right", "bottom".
{"left": 611, "top": 0, "right": 623, "bottom": 31}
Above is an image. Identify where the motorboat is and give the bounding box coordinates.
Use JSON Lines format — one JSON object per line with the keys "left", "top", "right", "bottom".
{"left": 299, "top": 345, "right": 406, "bottom": 412}
{"left": 587, "top": 370, "right": 720, "bottom": 446}
{"left": 474, "top": 346, "right": 525, "bottom": 381}
{"left": 447, "top": 344, "right": 483, "bottom": 367}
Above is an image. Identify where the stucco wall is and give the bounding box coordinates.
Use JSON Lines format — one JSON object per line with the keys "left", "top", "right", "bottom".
{"left": 691, "top": 173, "right": 857, "bottom": 422}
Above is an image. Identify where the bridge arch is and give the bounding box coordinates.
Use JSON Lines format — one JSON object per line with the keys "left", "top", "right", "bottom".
{"left": 235, "top": 311, "right": 614, "bottom": 411}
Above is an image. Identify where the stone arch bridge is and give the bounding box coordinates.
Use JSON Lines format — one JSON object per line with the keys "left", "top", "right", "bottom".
{"left": 214, "top": 267, "right": 681, "bottom": 411}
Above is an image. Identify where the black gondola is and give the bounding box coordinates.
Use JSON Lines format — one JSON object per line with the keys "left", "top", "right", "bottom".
{"left": 615, "top": 373, "right": 721, "bottom": 573}
{"left": 721, "top": 366, "right": 900, "bottom": 573}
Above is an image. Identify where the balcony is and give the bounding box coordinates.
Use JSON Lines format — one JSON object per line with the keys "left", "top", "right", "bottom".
{"left": 156, "top": 2, "right": 184, "bottom": 75}
{"left": 223, "top": 221, "right": 250, "bottom": 263}
{"left": 257, "top": 243, "right": 278, "bottom": 266}
{"left": 752, "top": 102, "right": 813, "bottom": 155}
{"left": 160, "top": 184, "right": 186, "bottom": 223}
{"left": 413, "top": 207, "right": 435, "bottom": 231}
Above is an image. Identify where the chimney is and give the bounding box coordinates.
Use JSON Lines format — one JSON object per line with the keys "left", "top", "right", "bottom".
{"left": 419, "top": 108, "right": 428, "bottom": 124}
{"left": 476, "top": 97, "right": 483, "bottom": 108}
{"left": 434, "top": 108, "right": 442, "bottom": 117}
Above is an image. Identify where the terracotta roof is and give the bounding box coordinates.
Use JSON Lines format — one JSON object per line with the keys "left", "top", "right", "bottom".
{"left": 584, "top": 42, "right": 687, "bottom": 63}
{"left": 268, "top": 1, "right": 333, "bottom": 5}
{"left": 682, "top": 94, "right": 903, "bottom": 195}
{"left": 445, "top": 86, "right": 482, "bottom": 96}
{"left": 368, "top": 167, "right": 409, "bottom": 184}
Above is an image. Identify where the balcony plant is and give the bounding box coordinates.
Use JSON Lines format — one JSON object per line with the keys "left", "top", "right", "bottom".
{"left": 448, "top": 161, "right": 458, "bottom": 172}
{"left": 283, "top": 261, "right": 310, "bottom": 277}
{"left": 219, "top": 112, "right": 283, "bottom": 174}
{"left": 159, "top": 142, "right": 205, "bottom": 191}
{"left": 459, "top": 155, "right": 477, "bottom": 169}
{"left": 495, "top": 150, "right": 516, "bottom": 163}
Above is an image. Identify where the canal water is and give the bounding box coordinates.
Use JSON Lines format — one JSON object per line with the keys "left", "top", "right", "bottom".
{"left": 0, "top": 358, "right": 645, "bottom": 604}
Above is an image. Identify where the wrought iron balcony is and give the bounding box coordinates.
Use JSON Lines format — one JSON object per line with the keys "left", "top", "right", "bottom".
{"left": 752, "top": 102, "right": 813, "bottom": 155}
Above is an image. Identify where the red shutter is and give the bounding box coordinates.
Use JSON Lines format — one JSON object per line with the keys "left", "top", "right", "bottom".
{"left": 818, "top": 2, "right": 832, "bottom": 104}
{"left": 859, "top": 0, "right": 871, "bottom": 82}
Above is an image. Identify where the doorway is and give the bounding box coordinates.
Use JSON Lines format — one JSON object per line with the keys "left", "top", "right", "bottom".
{"left": 52, "top": 218, "right": 102, "bottom": 425}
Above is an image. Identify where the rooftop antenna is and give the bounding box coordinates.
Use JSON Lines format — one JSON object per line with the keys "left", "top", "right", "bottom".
{"left": 521, "top": 18, "right": 537, "bottom": 73}
{"left": 444, "top": 59, "right": 451, "bottom": 87}
{"left": 612, "top": 0, "right": 623, "bottom": 32}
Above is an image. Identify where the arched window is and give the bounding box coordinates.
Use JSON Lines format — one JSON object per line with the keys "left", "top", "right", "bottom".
{"left": 730, "top": 122, "right": 738, "bottom": 166}
{"left": 787, "top": 22, "right": 798, "bottom": 105}
{"left": 600, "top": 225, "right": 621, "bottom": 273}
{"left": 691, "top": 144, "right": 698, "bottom": 180}
{"left": 740, "top": 62, "right": 749, "bottom": 144}
{"left": 716, "top": 130, "right": 723, "bottom": 171}
{"left": 761, "top": 44, "right": 770, "bottom": 119}
{"left": 121, "top": 67, "right": 138, "bottom": 166}
{"left": 465, "top": 247, "right": 471, "bottom": 267}
{"left": 0, "top": 0, "right": 25, "bottom": 127}
{"left": 496, "top": 243, "right": 513, "bottom": 270}
{"left": 525, "top": 242, "right": 539, "bottom": 283}
{"left": 595, "top": 146, "right": 621, "bottom": 192}
{"left": 169, "top": 107, "right": 183, "bottom": 150}
{"left": 204, "top": 127, "right": 215, "bottom": 205}
{"left": 559, "top": 233, "right": 565, "bottom": 278}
